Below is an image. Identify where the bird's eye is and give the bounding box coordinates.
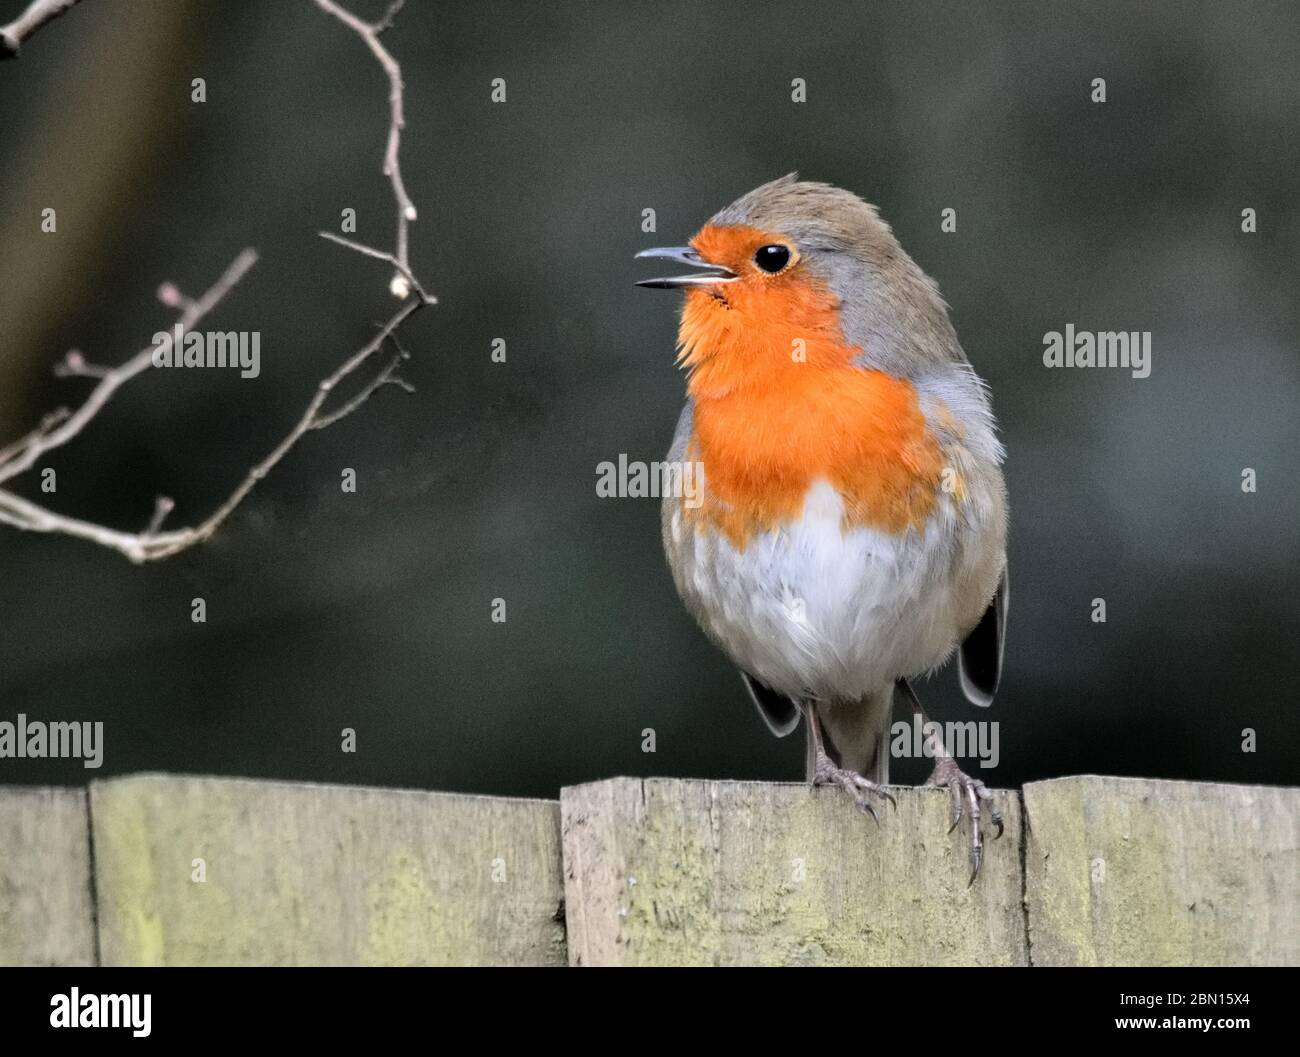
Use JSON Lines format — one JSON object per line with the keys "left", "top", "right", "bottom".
{"left": 754, "top": 244, "right": 791, "bottom": 273}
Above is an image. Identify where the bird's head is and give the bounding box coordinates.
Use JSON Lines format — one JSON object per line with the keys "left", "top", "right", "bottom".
{"left": 636, "top": 174, "right": 956, "bottom": 396}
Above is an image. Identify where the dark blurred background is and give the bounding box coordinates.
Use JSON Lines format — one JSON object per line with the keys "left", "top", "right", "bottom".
{"left": 1, "top": 0, "right": 1297, "bottom": 795}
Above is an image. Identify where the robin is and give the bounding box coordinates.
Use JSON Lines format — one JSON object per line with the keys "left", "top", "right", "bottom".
{"left": 636, "top": 175, "right": 1008, "bottom": 882}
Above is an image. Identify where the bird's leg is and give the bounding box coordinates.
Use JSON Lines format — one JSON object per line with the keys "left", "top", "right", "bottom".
{"left": 897, "top": 679, "right": 1002, "bottom": 885}
{"left": 804, "top": 701, "right": 896, "bottom": 824}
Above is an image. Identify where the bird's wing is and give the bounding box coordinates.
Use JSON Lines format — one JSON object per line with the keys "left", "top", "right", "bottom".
{"left": 958, "top": 567, "right": 1008, "bottom": 707}
{"left": 740, "top": 671, "right": 801, "bottom": 737}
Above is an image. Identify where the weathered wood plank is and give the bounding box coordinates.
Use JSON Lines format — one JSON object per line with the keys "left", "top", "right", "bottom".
{"left": 90, "top": 774, "right": 565, "bottom": 966}
{"left": 0, "top": 786, "right": 96, "bottom": 966}
{"left": 1023, "top": 776, "right": 1300, "bottom": 966}
{"left": 560, "top": 777, "right": 1026, "bottom": 966}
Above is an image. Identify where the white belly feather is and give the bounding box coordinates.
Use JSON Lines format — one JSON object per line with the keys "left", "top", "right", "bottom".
{"left": 666, "top": 479, "right": 996, "bottom": 702}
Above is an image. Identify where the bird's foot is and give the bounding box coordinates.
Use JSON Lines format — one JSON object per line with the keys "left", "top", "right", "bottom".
{"left": 925, "top": 755, "right": 1003, "bottom": 886}
{"left": 809, "top": 753, "right": 897, "bottom": 825}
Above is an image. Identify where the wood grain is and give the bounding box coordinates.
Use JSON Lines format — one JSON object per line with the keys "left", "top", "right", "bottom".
{"left": 0, "top": 786, "right": 95, "bottom": 966}
{"left": 91, "top": 774, "right": 566, "bottom": 966}
{"left": 1023, "top": 776, "right": 1300, "bottom": 965}
{"left": 561, "top": 776, "right": 1026, "bottom": 966}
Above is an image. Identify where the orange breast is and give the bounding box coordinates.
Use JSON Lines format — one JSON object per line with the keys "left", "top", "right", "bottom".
{"left": 677, "top": 268, "right": 943, "bottom": 549}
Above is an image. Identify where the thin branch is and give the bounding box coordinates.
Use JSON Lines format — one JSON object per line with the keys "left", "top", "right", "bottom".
{"left": 0, "top": 0, "right": 82, "bottom": 59}
{"left": 0, "top": 0, "right": 435, "bottom": 563}
{"left": 54, "top": 350, "right": 112, "bottom": 379}
{"left": 143, "top": 495, "right": 174, "bottom": 536}
{"left": 371, "top": 0, "right": 406, "bottom": 35}
{"left": 317, "top": 231, "right": 434, "bottom": 304}
{"left": 0, "top": 297, "right": 422, "bottom": 563}
{"left": 311, "top": 335, "right": 414, "bottom": 431}
{"left": 0, "top": 406, "right": 70, "bottom": 468}
{"left": 0, "top": 489, "right": 178, "bottom": 557}
{"left": 0, "top": 248, "right": 259, "bottom": 487}
{"left": 311, "top": 0, "right": 417, "bottom": 278}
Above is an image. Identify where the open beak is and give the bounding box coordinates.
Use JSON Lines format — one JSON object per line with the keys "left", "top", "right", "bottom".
{"left": 634, "top": 246, "right": 737, "bottom": 288}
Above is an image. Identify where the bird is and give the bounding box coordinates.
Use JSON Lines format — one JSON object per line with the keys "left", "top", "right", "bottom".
{"left": 635, "top": 174, "right": 1008, "bottom": 882}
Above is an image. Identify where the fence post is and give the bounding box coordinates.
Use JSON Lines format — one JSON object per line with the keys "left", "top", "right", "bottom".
{"left": 90, "top": 774, "right": 567, "bottom": 966}
{"left": 560, "top": 776, "right": 1027, "bottom": 966}
{"left": 0, "top": 786, "right": 95, "bottom": 966}
{"left": 1022, "top": 776, "right": 1300, "bottom": 965}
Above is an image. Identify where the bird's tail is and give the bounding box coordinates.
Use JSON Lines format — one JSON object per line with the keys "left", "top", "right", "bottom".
{"left": 804, "top": 686, "right": 896, "bottom": 784}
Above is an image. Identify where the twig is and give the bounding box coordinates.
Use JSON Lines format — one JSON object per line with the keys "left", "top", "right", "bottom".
{"left": 0, "top": 0, "right": 435, "bottom": 562}
{"left": 142, "top": 298, "right": 422, "bottom": 560}
{"left": 318, "top": 231, "right": 434, "bottom": 304}
{"left": 371, "top": 0, "right": 406, "bottom": 35}
{"left": 0, "top": 0, "right": 82, "bottom": 59}
{"left": 311, "top": 0, "right": 417, "bottom": 279}
{"left": 311, "top": 334, "right": 414, "bottom": 431}
{"left": 0, "top": 269, "right": 424, "bottom": 563}
{"left": 53, "top": 350, "right": 112, "bottom": 379}
{"left": 143, "top": 495, "right": 174, "bottom": 537}
{"left": 0, "top": 406, "right": 70, "bottom": 468}
{"left": 0, "top": 249, "right": 259, "bottom": 488}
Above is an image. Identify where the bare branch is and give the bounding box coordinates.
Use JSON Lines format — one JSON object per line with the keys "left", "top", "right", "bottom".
{"left": 371, "top": 0, "right": 406, "bottom": 35}
{"left": 53, "top": 349, "right": 112, "bottom": 379}
{"left": 0, "top": 0, "right": 434, "bottom": 563}
{"left": 317, "top": 231, "right": 435, "bottom": 304}
{"left": 0, "top": 489, "right": 181, "bottom": 559}
{"left": 310, "top": 335, "right": 413, "bottom": 431}
{"left": 0, "top": 288, "right": 423, "bottom": 563}
{"left": 0, "top": 406, "right": 70, "bottom": 468}
{"left": 148, "top": 296, "right": 423, "bottom": 558}
{"left": 0, "top": 0, "right": 83, "bottom": 60}
{"left": 0, "top": 248, "right": 259, "bottom": 487}
{"left": 143, "top": 495, "right": 175, "bottom": 536}
{"left": 311, "top": 0, "right": 418, "bottom": 276}
{"left": 0, "top": 316, "right": 422, "bottom": 565}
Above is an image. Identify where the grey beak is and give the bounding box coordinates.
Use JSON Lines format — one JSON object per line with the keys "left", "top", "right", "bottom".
{"left": 635, "top": 246, "right": 737, "bottom": 288}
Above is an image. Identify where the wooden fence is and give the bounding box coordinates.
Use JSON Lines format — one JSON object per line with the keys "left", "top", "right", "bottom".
{"left": 1, "top": 774, "right": 1296, "bottom": 966}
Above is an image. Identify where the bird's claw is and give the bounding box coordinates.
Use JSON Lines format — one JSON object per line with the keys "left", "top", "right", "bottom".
{"left": 925, "top": 756, "right": 1003, "bottom": 885}
{"left": 810, "top": 756, "right": 896, "bottom": 825}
